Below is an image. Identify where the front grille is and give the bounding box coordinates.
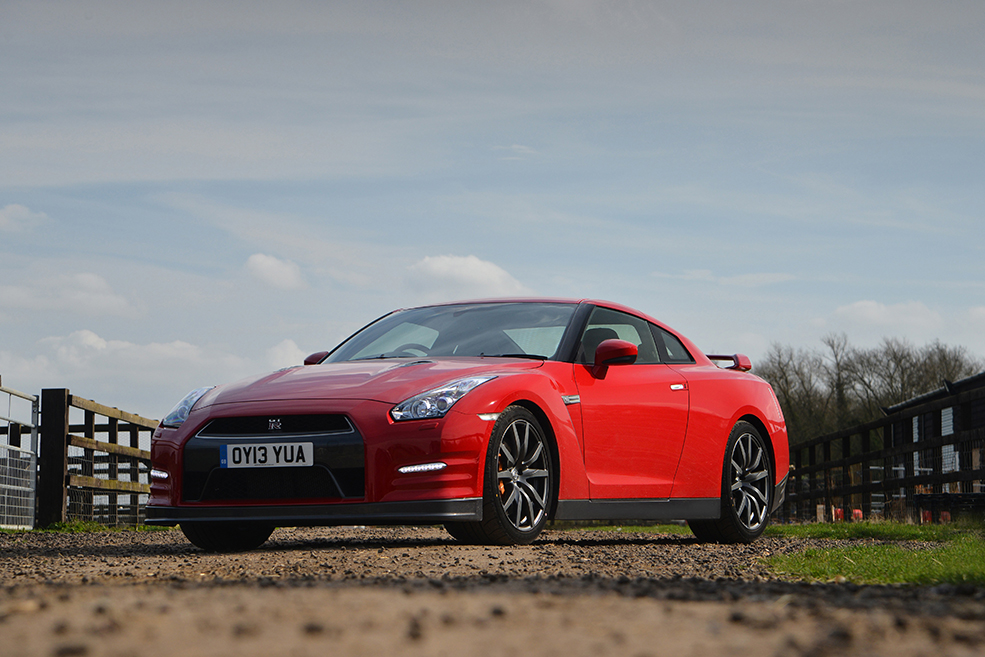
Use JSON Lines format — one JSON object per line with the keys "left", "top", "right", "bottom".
{"left": 198, "top": 466, "right": 361, "bottom": 501}
{"left": 197, "top": 414, "right": 353, "bottom": 437}
{"left": 182, "top": 414, "right": 365, "bottom": 502}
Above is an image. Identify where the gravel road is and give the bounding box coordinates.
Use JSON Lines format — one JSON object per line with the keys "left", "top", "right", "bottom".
{"left": 2, "top": 526, "right": 984, "bottom": 656}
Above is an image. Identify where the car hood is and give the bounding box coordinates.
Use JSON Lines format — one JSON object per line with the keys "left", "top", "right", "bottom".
{"left": 208, "top": 358, "right": 544, "bottom": 406}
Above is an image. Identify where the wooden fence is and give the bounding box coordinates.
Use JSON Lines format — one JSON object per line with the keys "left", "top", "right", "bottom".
{"left": 783, "top": 381, "right": 985, "bottom": 523}
{"left": 38, "top": 389, "right": 158, "bottom": 527}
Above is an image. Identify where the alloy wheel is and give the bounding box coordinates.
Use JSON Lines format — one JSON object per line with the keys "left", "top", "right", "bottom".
{"left": 729, "top": 431, "right": 771, "bottom": 532}
{"left": 496, "top": 417, "right": 550, "bottom": 532}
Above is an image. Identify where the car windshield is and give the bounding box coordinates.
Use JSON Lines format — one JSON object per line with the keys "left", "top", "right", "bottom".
{"left": 325, "top": 302, "right": 578, "bottom": 362}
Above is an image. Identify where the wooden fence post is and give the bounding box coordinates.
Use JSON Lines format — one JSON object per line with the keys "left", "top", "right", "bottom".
{"left": 108, "top": 416, "right": 119, "bottom": 526}
{"left": 860, "top": 429, "right": 872, "bottom": 518}
{"left": 7, "top": 421, "right": 22, "bottom": 448}
{"left": 38, "top": 388, "right": 70, "bottom": 527}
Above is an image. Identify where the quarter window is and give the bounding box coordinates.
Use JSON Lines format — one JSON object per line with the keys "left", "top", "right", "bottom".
{"left": 650, "top": 324, "right": 695, "bottom": 364}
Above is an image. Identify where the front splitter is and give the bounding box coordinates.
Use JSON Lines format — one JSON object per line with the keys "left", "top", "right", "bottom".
{"left": 145, "top": 497, "right": 482, "bottom": 527}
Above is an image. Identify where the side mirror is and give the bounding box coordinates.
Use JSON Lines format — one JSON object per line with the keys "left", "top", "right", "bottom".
{"left": 593, "top": 339, "right": 638, "bottom": 378}
{"left": 303, "top": 351, "right": 330, "bottom": 366}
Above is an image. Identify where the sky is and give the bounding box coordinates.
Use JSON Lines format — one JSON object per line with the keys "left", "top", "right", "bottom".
{"left": 1, "top": 0, "right": 984, "bottom": 421}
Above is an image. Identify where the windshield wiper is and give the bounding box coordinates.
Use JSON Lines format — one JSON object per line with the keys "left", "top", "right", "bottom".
{"left": 480, "top": 353, "right": 549, "bottom": 360}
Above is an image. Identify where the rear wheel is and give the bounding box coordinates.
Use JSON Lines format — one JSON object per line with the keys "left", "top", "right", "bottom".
{"left": 180, "top": 522, "right": 274, "bottom": 552}
{"left": 444, "top": 406, "right": 553, "bottom": 545}
{"left": 689, "top": 421, "right": 773, "bottom": 544}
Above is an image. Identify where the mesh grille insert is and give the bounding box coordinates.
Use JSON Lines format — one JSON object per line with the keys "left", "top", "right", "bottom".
{"left": 198, "top": 414, "right": 352, "bottom": 437}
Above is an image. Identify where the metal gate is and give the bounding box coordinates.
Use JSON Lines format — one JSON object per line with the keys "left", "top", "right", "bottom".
{"left": 1, "top": 380, "right": 39, "bottom": 529}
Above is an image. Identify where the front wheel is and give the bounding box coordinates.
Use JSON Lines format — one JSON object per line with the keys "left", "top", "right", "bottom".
{"left": 689, "top": 421, "right": 773, "bottom": 544}
{"left": 180, "top": 522, "right": 274, "bottom": 552}
{"left": 444, "top": 406, "right": 553, "bottom": 545}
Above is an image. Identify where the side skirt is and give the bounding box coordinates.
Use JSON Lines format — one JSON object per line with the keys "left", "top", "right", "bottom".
{"left": 554, "top": 498, "right": 720, "bottom": 521}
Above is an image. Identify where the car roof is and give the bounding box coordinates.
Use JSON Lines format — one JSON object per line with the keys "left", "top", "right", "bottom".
{"left": 354, "top": 298, "right": 716, "bottom": 369}
{"left": 396, "top": 297, "right": 676, "bottom": 338}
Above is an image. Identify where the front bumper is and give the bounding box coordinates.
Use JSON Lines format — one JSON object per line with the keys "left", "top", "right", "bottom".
{"left": 145, "top": 497, "right": 482, "bottom": 527}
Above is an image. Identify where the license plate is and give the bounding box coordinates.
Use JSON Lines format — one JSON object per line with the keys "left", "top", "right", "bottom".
{"left": 220, "top": 443, "right": 314, "bottom": 468}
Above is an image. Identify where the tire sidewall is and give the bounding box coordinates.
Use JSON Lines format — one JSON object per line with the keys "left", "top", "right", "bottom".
{"left": 720, "top": 421, "right": 773, "bottom": 543}
{"left": 483, "top": 405, "right": 552, "bottom": 544}
{"left": 181, "top": 522, "right": 274, "bottom": 552}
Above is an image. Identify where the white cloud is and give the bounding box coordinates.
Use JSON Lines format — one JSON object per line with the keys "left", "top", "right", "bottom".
{"left": 824, "top": 300, "right": 956, "bottom": 349}
{"left": 246, "top": 253, "right": 307, "bottom": 290}
{"left": 0, "top": 204, "right": 47, "bottom": 232}
{"left": 38, "top": 330, "right": 205, "bottom": 371}
{"left": 804, "top": 301, "right": 985, "bottom": 363}
{"left": 834, "top": 300, "right": 943, "bottom": 334}
{"left": 0, "top": 273, "right": 133, "bottom": 317}
{"left": 265, "top": 339, "right": 307, "bottom": 369}
{"left": 722, "top": 273, "right": 796, "bottom": 287}
{"left": 0, "top": 330, "right": 256, "bottom": 419}
{"left": 653, "top": 269, "right": 795, "bottom": 288}
{"left": 494, "top": 144, "right": 539, "bottom": 160}
{"left": 407, "top": 255, "right": 533, "bottom": 303}
{"left": 164, "top": 195, "right": 383, "bottom": 288}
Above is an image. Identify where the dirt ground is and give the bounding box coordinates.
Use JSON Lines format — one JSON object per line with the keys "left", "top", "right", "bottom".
{"left": 2, "top": 526, "right": 984, "bottom": 656}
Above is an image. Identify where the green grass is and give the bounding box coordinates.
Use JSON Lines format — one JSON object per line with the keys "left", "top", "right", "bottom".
{"left": 766, "top": 521, "right": 985, "bottom": 585}
{"left": 2, "top": 520, "right": 170, "bottom": 533}
{"left": 40, "top": 520, "right": 117, "bottom": 533}
{"left": 579, "top": 522, "right": 695, "bottom": 536}
{"left": 572, "top": 519, "right": 977, "bottom": 542}
{"left": 764, "top": 520, "right": 968, "bottom": 542}
{"left": 766, "top": 535, "right": 985, "bottom": 585}
{"left": 571, "top": 520, "right": 985, "bottom": 585}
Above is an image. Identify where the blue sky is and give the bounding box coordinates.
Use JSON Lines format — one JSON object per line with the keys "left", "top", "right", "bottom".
{"left": 2, "top": 1, "right": 983, "bottom": 419}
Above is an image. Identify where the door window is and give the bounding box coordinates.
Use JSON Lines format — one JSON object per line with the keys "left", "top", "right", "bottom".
{"left": 577, "top": 307, "right": 660, "bottom": 364}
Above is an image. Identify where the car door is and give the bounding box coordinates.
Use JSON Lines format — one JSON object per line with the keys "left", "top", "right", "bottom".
{"left": 573, "top": 307, "right": 690, "bottom": 499}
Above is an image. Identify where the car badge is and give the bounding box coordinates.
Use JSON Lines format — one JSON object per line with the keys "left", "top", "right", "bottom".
{"left": 268, "top": 418, "right": 282, "bottom": 431}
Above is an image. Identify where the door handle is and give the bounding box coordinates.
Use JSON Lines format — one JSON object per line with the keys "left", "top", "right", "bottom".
{"left": 670, "top": 384, "right": 686, "bottom": 391}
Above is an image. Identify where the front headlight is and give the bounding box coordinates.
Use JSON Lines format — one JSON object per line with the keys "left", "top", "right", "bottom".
{"left": 390, "top": 376, "right": 496, "bottom": 421}
{"left": 161, "top": 387, "right": 214, "bottom": 428}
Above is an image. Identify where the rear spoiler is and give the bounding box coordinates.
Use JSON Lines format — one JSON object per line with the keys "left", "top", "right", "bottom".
{"left": 706, "top": 354, "right": 752, "bottom": 372}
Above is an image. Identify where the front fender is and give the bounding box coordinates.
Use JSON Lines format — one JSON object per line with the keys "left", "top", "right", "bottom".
{"left": 451, "top": 365, "right": 589, "bottom": 500}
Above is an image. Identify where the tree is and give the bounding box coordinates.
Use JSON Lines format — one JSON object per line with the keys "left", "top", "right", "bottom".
{"left": 756, "top": 336, "right": 984, "bottom": 445}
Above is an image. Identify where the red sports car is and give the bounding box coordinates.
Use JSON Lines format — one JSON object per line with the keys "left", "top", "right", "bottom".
{"left": 147, "top": 299, "right": 789, "bottom": 551}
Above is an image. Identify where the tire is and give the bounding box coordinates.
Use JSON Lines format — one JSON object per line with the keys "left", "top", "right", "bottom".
{"left": 180, "top": 522, "right": 274, "bottom": 552}
{"left": 688, "top": 421, "right": 773, "bottom": 544}
{"left": 444, "top": 406, "right": 553, "bottom": 545}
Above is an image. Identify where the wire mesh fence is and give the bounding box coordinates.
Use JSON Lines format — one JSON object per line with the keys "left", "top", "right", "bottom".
{"left": 1, "top": 380, "right": 39, "bottom": 529}
{"left": 0, "top": 445, "right": 36, "bottom": 529}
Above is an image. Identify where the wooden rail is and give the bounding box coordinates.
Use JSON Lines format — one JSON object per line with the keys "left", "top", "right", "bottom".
{"left": 783, "top": 383, "right": 985, "bottom": 523}
{"left": 38, "top": 388, "right": 158, "bottom": 527}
